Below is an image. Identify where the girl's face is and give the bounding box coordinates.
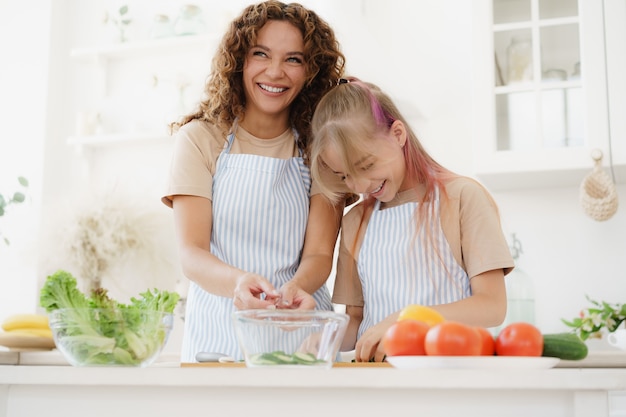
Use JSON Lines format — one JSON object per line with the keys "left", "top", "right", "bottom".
{"left": 242, "top": 20, "right": 307, "bottom": 123}
{"left": 321, "top": 121, "right": 411, "bottom": 202}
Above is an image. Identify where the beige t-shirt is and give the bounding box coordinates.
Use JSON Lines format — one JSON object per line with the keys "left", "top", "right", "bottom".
{"left": 162, "top": 120, "right": 319, "bottom": 207}
{"left": 332, "top": 177, "right": 515, "bottom": 306}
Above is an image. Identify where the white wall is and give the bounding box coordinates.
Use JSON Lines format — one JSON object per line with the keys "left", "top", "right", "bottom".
{"left": 1, "top": 1, "right": 624, "bottom": 350}
{"left": 0, "top": 1, "right": 50, "bottom": 317}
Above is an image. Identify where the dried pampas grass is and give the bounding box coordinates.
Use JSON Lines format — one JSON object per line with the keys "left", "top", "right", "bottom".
{"left": 42, "top": 187, "right": 183, "bottom": 300}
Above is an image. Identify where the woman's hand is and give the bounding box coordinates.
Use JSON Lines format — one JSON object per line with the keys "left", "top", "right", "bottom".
{"left": 277, "top": 281, "right": 316, "bottom": 310}
{"left": 233, "top": 272, "right": 281, "bottom": 310}
{"left": 354, "top": 315, "right": 396, "bottom": 362}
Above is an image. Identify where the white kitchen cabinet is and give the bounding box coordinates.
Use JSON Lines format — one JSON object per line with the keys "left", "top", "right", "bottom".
{"left": 471, "top": 0, "right": 625, "bottom": 190}
{"left": 67, "top": 33, "right": 219, "bottom": 147}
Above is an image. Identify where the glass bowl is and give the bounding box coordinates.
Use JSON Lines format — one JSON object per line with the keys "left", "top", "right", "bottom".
{"left": 48, "top": 308, "right": 173, "bottom": 367}
{"left": 233, "top": 309, "right": 349, "bottom": 368}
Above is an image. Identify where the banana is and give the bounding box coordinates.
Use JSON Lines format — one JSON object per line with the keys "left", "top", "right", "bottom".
{"left": 4, "top": 328, "right": 54, "bottom": 339}
{"left": 1, "top": 313, "right": 50, "bottom": 331}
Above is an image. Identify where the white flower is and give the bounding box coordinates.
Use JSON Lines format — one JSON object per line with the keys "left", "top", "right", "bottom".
{"left": 581, "top": 319, "right": 595, "bottom": 332}
{"left": 590, "top": 312, "right": 603, "bottom": 327}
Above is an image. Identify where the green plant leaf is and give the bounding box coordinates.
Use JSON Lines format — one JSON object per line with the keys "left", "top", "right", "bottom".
{"left": 562, "top": 317, "right": 582, "bottom": 327}
{"left": 18, "top": 176, "right": 28, "bottom": 187}
{"left": 12, "top": 192, "right": 25, "bottom": 203}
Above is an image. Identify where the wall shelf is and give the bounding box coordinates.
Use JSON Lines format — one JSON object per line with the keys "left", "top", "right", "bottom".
{"left": 67, "top": 132, "right": 171, "bottom": 147}
{"left": 67, "top": 32, "right": 218, "bottom": 149}
{"left": 70, "top": 34, "right": 220, "bottom": 62}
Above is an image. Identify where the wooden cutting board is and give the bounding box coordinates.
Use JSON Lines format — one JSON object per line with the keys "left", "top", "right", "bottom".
{"left": 0, "top": 333, "right": 55, "bottom": 351}
{"left": 181, "top": 352, "right": 626, "bottom": 369}
{"left": 181, "top": 362, "right": 391, "bottom": 368}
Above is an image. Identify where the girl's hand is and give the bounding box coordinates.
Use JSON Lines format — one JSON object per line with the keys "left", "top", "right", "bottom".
{"left": 354, "top": 316, "right": 395, "bottom": 362}
{"left": 277, "top": 281, "right": 316, "bottom": 310}
{"left": 233, "top": 272, "right": 280, "bottom": 310}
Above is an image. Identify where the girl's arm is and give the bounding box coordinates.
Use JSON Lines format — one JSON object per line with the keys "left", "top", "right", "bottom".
{"left": 172, "top": 194, "right": 279, "bottom": 309}
{"left": 353, "top": 312, "right": 398, "bottom": 362}
{"left": 354, "top": 269, "right": 506, "bottom": 362}
{"left": 279, "top": 193, "right": 343, "bottom": 308}
{"left": 429, "top": 269, "right": 507, "bottom": 326}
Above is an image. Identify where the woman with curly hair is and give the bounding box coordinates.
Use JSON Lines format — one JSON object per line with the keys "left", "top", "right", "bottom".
{"left": 162, "top": 1, "right": 347, "bottom": 362}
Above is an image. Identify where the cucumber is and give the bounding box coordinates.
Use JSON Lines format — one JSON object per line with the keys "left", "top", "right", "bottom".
{"left": 542, "top": 333, "right": 588, "bottom": 360}
{"left": 248, "top": 351, "right": 325, "bottom": 366}
{"left": 293, "top": 352, "right": 318, "bottom": 364}
{"left": 273, "top": 352, "right": 296, "bottom": 364}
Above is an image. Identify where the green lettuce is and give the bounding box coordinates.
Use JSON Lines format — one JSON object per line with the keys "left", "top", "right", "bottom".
{"left": 40, "top": 270, "right": 180, "bottom": 366}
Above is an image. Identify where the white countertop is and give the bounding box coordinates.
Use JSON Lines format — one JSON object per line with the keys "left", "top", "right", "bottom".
{"left": 1, "top": 363, "right": 626, "bottom": 389}
{"left": 2, "top": 350, "right": 626, "bottom": 390}
{"left": 3, "top": 348, "right": 626, "bottom": 367}
{"left": 2, "top": 358, "right": 626, "bottom": 417}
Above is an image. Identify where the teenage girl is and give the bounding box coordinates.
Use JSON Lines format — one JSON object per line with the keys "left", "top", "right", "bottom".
{"left": 309, "top": 78, "right": 514, "bottom": 362}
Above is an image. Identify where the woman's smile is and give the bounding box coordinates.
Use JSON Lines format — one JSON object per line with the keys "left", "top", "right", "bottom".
{"left": 258, "top": 83, "right": 288, "bottom": 94}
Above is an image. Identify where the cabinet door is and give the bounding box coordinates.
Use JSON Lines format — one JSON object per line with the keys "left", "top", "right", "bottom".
{"left": 471, "top": 0, "right": 611, "bottom": 190}
{"left": 604, "top": 0, "right": 626, "bottom": 169}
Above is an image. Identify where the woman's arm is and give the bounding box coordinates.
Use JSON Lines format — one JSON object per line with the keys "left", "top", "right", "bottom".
{"left": 172, "top": 194, "right": 279, "bottom": 309}
{"left": 279, "top": 193, "right": 343, "bottom": 308}
{"left": 342, "top": 305, "right": 363, "bottom": 351}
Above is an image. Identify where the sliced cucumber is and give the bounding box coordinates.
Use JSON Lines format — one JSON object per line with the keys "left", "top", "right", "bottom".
{"left": 248, "top": 351, "right": 325, "bottom": 366}
{"left": 273, "top": 352, "right": 297, "bottom": 363}
{"left": 293, "top": 352, "right": 318, "bottom": 364}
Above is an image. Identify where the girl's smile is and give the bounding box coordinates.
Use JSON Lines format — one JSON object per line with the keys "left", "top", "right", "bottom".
{"left": 321, "top": 121, "right": 410, "bottom": 202}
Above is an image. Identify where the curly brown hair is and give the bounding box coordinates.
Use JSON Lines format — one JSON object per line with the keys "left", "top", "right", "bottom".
{"left": 171, "top": 1, "right": 345, "bottom": 154}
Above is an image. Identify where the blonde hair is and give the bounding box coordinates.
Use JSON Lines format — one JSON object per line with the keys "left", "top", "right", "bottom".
{"left": 311, "top": 78, "right": 505, "bottom": 290}
{"left": 170, "top": 1, "right": 345, "bottom": 155}
{"left": 310, "top": 78, "right": 457, "bottom": 210}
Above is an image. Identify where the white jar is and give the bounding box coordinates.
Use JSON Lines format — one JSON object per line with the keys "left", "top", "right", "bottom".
{"left": 174, "top": 4, "right": 206, "bottom": 36}
{"left": 507, "top": 36, "right": 533, "bottom": 84}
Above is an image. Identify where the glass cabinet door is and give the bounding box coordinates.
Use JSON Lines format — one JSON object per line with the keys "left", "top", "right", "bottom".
{"left": 493, "top": 0, "right": 582, "bottom": 152}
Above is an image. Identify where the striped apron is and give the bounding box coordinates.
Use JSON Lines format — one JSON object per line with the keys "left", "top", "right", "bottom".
{"left": 356, "top": 191, "right": 470, "bottom": 339}
{"left": 181, "top": 129, "right": 333, "bottom": 362}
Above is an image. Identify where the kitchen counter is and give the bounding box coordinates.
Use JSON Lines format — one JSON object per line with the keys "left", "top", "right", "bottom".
{"left": 1, "top": 360, "right": 626, "bottom": 417}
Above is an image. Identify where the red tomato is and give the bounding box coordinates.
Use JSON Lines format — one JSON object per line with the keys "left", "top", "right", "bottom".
{"left": 495, "top": 322, "right": 543, "bottom": 357}
{"left": 475, "top": 326, "right": 496, "bottom": 356}
{"left": 382, "top": 319, "right": 430, "bottom": 356}
{"left": 424, "top": 321, "right": 482, "bottom": 356}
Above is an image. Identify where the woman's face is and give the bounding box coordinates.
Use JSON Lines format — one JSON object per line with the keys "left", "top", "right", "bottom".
{"left": 242, "top": 20, "right": 307, "bottom": 123}
{"left": 321, "top": 121, "right": 410, "bottom": 202}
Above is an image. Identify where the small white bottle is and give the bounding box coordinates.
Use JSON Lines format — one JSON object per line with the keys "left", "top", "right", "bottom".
{"left": 507, "top": 36, "right": 533, "bottom": 84}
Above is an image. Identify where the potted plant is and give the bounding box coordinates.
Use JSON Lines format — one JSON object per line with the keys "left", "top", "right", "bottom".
{"left": 103, "top": 5, "right": 132, "bottom": 43}
{"left": 0, "top": 176, "right": 29, "bottom": 245}
{"left": 563, "top": 296, "right": 626, "bottom": 340}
